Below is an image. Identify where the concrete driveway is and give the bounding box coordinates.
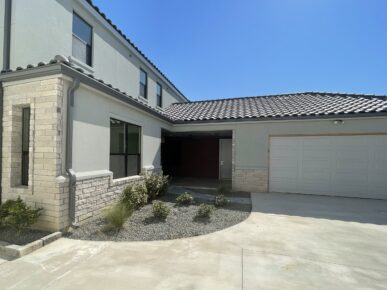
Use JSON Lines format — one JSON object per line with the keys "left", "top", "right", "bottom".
{"left": 1, "top": 192, "right": 387, "bottom": 290}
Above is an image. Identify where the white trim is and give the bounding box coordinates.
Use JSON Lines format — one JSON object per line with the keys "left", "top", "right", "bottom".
{"left": 75, "top": 170, "right": 112, "bottom": 181}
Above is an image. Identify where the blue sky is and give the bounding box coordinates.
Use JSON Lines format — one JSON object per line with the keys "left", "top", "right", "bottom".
{"left": 93, "top": 0, "right": 387, "bottom": 101}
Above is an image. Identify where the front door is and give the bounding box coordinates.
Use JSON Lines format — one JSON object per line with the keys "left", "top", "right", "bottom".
{"left": 219, "top": 139, "right": 232, "bottom": 179}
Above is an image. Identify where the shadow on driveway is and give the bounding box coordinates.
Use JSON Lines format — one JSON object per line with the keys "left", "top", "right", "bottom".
{"left": 251, "top": 192, "right": 387, "bottom": 225}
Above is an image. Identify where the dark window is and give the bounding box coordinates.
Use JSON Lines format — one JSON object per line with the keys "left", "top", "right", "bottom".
{"left": 21, "top": 108, "right": 30, "bottom": 186}
{"left": 140, "top": 69, "right": 148, "bottom": 99}
{"left": 156, "top": 82, "right": 163, "bottom": 107}
{"left": 110, "top": 119, "right": 141, "bottom": 179}
{"left": 72, "top": 13, "right": 92, "bottom": 66}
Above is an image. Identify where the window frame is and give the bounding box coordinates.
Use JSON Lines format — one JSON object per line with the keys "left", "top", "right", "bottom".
{"left": 21, "top": 107, "right": 30, "bottom": 186}
{"left": 109, "top": 118, "right": 142, "bottom": 179}
{"left": 139, "top": 68, "right": 148, "bottom": 99}
{"left": 156, "top": 82, "right": 163, "bottom": 108}
{"left": 72, "top": 12, "right": 93, "bottom": 67}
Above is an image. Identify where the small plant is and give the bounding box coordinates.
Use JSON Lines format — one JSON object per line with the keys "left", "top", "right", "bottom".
{"left": 104, "top": 203, "right": 132, "bottom": 232}
{"left": 152, "top": 201, "right": 170, "bottom": 220}
{"left": 0, "top": 197, "right": 42, "bottom": 233}
{"left": 121, "top": 184, "right": 148, "bottom": 209}
{"left": 176, "top": 193, "right": 194, "bottom": 205}
{"left": 144, "top": 174, "right": 169, "bottom": 201}
{"left": 196, "top": 204, "right": 215, "bottom": 219}
{"left": 214, "top": 194, "right": 230, "bottom": 207}
{"left": 217, "top": 183, "right": 231, "bottom": 195}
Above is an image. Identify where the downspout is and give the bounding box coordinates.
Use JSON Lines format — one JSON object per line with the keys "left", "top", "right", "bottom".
{"left": 3, "top": 0, "right": 12, "bottom": 71}
{"left": 0, "top": 84, "right": 3, "bottom": 203}
{"left": 66, "top": 78, "right": 80, "bottom": 224}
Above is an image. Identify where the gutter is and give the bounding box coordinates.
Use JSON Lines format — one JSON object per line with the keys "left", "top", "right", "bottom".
{"left": 66, "top": 78, "right": 80, "bottom": 224}
{"left": 3, "top": 0, "right": 12, "bottom": 71}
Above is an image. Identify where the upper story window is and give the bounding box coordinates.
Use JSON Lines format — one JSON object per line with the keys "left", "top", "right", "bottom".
{"left": 140, "top": 69, "right": 148, "bottom": 99}
{"left": 156, "top": 83, "right": 163, "bottom": 107}
{"left": 72, "top": 13, "right": 92, "bottom": 66}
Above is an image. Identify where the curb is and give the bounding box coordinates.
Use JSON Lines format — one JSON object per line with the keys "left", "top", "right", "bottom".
{"left": 0, "top": 232, "right": 62, "bottom": 259}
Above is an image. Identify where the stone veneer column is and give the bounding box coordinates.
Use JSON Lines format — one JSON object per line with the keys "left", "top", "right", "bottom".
{"left": 2, "top": 76, "right": 68, "bottom": 231}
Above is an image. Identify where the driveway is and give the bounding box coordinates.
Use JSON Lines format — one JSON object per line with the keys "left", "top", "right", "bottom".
{"left": 1, "top": 193, "right": 386, "bottom": 290}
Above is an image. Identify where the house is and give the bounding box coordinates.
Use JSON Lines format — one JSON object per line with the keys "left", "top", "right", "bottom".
{"left": 0, "top": 0, "right": 386, "bottom": 231}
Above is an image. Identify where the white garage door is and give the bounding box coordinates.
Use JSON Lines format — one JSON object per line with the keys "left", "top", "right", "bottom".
{"left": 269, "top": 135, "right": 387, "bottom": 199}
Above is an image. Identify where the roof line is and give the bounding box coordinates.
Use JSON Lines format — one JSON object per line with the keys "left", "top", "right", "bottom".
{"left": 83, "top": 0, "right": 189, "bottom": 102}
{"left": 172, "top": 91, "right": 387, "bottom": 105}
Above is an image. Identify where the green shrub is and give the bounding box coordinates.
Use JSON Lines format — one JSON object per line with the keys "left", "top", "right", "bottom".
{"left": 0, "top": 197, "right": 42, "bottom": 233}
{"left": 176, "top": 193, "right": 194, "bottom": 205}
{"left": 196, "top": 204, "right": 215, "bottom": 219}
{"left": 214, "top": 194, "right": 230, "bottom": 207}
{"left": 121, "top": 184, "right": 148, "bottom": 209}
{"left": 152, "top": 201, "right": 170, "bottom": 220}
{"left": 217, "top": 183, "right": 231, "bottom": 195}
{"left": 104, "top": 203, "right": 133, "bottom": 232}
{"left": 144, "top": 174, "right": 169, "bottom": 201}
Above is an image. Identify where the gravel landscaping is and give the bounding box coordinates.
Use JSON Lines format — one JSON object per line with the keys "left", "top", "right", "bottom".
{"left": 0, "top": 227, "right": 51, "bottom": 246}
{"left": 66, "top": 194, "right": 251, "bottom": 241}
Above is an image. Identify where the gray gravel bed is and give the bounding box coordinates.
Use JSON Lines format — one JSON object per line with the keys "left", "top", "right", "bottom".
{"left": 0, "top": 227, "right": 51, "bottom": 245}
{"left": 66, "top": 194, "right": 251, "bottom": 241}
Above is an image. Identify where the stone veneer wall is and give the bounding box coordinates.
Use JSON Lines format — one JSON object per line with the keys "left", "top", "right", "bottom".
{"left": 233, "top": 167, "right": 269, "bottom": 192}
{"left": 74, "top": 173, "right": 144, "bottom": 224}
{"left": 1, "top": 76, "right": 69, "bottom": 231}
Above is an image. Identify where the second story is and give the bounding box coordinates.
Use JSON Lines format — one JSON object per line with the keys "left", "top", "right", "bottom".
{"left": 0, "top": 0, "right": 189, "bottom": 108}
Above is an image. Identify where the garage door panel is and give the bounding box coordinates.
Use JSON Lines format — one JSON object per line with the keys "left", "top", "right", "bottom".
{"left": 269, "top": 135, "right": 387, "bottom": 199}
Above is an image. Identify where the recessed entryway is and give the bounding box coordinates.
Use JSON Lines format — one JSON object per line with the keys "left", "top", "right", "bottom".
{"left": 161, "top": 130, "right": 232, "bottom": 181}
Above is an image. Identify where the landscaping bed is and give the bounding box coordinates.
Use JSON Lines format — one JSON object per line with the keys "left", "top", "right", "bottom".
{"left": 66, "top": 194, "right": 251, "bottom": 241}
{"left": 0, "top": 227, "right": 51, "bottom": 246}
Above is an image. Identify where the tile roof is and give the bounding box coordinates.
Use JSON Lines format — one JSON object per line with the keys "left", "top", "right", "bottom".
{"left": 83, "top": 0, "right": 188, "bottom": 102}
{"left": 163, "top": 93, "right": 387, "bottom": 122}
{"left": 1, "top": 60, "right": 387, "bottom": 124}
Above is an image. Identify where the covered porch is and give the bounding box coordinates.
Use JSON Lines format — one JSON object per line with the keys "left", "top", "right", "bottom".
{"left": 161, "top": 130, "right": 233, "bottom": 189}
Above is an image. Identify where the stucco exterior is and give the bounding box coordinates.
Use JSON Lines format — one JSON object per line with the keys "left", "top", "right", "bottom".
{"left": 171, "top": 117, "right": 387, "bottom": 192}
{"left": 71, "top": 82, "right": 172, "bottom": 174}
{"left": 5, "top": 0, "right": 186, "bottom": 108}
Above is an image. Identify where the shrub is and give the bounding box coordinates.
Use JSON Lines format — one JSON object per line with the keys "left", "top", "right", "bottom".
{"left": 217, "top": 183, "right": 231, "bottom": 195}
{"left": 214, "top": 194, "right": 230, "bottom": 207}
{"left": 104, "top": 203, "right": 133, "bottom": 232}
{"left": 152, "top": 201, "right": 170, "bottom": 220}
{"left": 121, "top": 184, "right": 148, "bottom": 209}
{"left": 144, "top": 174, "right": 169, "bottom": 202}
{"left": 176, "top": 193, "right": 194, "bottom": 205}
{"left": 0, "top": 197, "right": 42, "bottom": 233}
{"left": 196, "top": 204, "right": 215, "bottom": 219}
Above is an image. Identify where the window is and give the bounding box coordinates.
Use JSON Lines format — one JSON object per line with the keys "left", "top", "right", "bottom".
{"left": 110, "top": 119, "right": 141, "bottom": 179}
{"left": 21, "top": 108, "right": 30, "bottom": 186}
{"left": 156, "top": 82, "right": 163, "bottom": 107}
{"left": 72, "top": 13, "right": 92, "bottom": 66}
{"left": 139, "top": 69, "right": 148, "bottom": 99}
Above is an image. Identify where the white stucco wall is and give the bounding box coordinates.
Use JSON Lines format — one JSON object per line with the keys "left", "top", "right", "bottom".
{"left": 171, "top": 117, "right": 387, "bottom": 170}
{"left": 9, "top": 0, "right": 187, "bottom": 108}
{"left": 71, "top": 82, "right": 172, "bottom": 174}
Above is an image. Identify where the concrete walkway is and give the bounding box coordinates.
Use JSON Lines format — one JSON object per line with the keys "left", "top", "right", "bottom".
{"left": 1, "top": 192, "right": 387, "bottom": 290}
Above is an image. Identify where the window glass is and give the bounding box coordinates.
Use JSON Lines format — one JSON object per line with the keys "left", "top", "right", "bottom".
{"left": 110, "top": 119, "right": 141, "bottom": 179}
{"left": 156, "top": 83, "right": 162, "bottom": 107}
{"left": 72, "top": 13, "right": 92, "bottom": 66}
{"left": 140, "top": 69, "right": 147, "bottom": 98}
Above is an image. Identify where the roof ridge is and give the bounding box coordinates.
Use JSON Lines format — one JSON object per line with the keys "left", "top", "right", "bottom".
{"left": 169, "top": 91, "right": 387, "bottom": 106}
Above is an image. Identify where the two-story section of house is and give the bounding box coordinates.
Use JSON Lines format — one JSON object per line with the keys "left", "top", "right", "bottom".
{"left": 0, "top": 0, "right": 188, "bottom": 231}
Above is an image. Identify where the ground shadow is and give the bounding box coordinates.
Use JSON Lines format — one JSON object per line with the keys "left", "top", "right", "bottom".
{"left": 251, "top": 192, "right": 387, "bottom": 225}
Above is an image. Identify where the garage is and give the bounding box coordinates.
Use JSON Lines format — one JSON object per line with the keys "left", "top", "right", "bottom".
{"left": 269, "top": 135, "right": 387, "bottom": 199}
